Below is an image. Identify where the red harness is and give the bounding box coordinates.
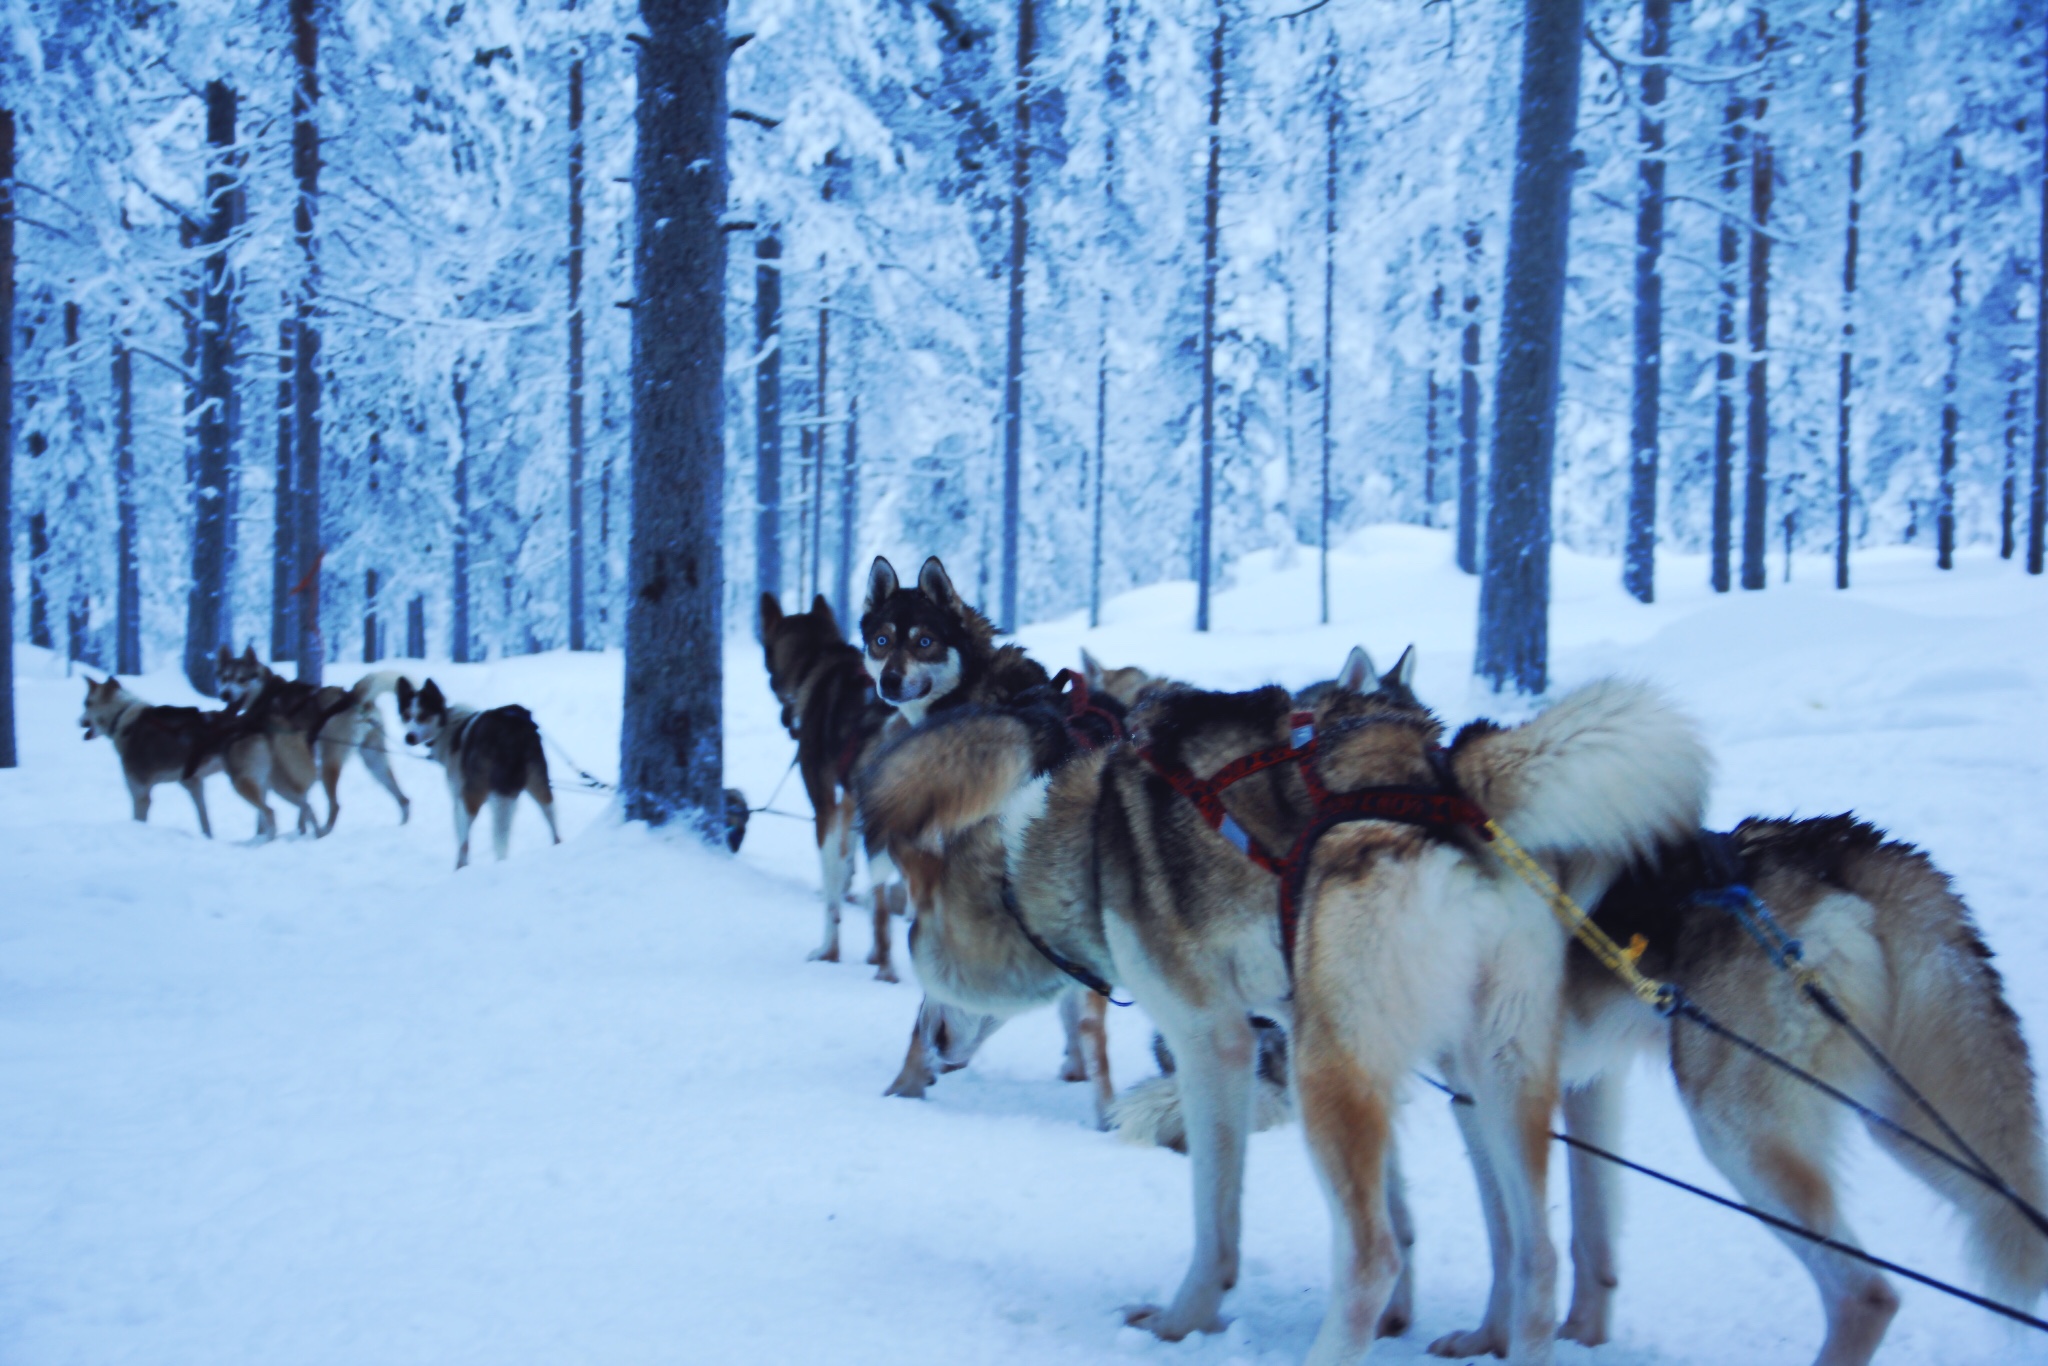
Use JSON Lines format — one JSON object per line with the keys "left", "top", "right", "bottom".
{"left": 1137, "top": 712, "right": 1492, "bottom": 969}
{"left": 1049, "top": 668, "right": 1125, "bottom": 751}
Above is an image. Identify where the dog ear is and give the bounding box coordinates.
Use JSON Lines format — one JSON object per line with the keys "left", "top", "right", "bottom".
{"left": 243, "top": 644, "right": 259, "bottom": 664}
{"left": 917, "top": 556, "right": 960, "bottom": 612}
{"left": 395, "top": 677, "right": 415, "bottom": 711}
{"left": 865, "top": 557, "right": 898, "bottom": 615}
{"left": 216, "top": 643, "right": 231, "bottom": 666}
{"left": 1080, "top": 648, "right": 1105, "bottom": 693}
{"left": 810, "top": 593, "right": 839, "bottom": 636}
{"left": 1385, "top": 644, "right": 1417, "bottom": 693}
{"left": 1335, "top": 646, "right": 1377, "bottom": 695}
{"left": 758, "top": 592, "right": 783, "bottom": 637}
{"left": 420, "top": 679, "right": 444, "bottom": 713}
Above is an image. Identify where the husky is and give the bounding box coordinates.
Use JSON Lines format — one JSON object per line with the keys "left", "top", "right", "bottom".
{"left": 1537, "top": 816, "right": 2048, "bottom": 1366}
{"left": 80, "top": 676, "right": 321, "bottom": 839}
{"left": 759, "top": 591, "right": 906, "bottom": 980}
{"left": 860, "top": 646, "right": 1707, "bottom": 1363}
{"left": 858, "top": 555, "right": 1047, "bottom": 724}
{"left": 860, "top": 646, "right": 1127, "bottom": 1126}
{"left": 212, "top": 645, "right": 411, "bottom": 834}
{"left": 394, "top": 677, "right": 561, "bottom": 869}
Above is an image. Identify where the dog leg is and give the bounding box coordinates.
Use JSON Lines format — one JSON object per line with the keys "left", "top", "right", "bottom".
{"left": 318, "top": 740, "right": 345, "bottom": 835}
{"left": 454, "top": 787, "right": 482, "bottom": 869}
{"left": 129, "top": 779, "right": 151, "bottom": 824}
{"left": 1055, "top": 989, "right": 1115, "bottom": 1130}
{"left": 231, "top": 774, "right": 277, "bottom": 843}
{"left": 1429, "top": 1088, "right": 1515, "bottom": 1359}
{"left": 810, "top": 803, "right": 852, "bottom": 963}
{"left": 490, "top": 792, "right": 516, "bottom": 860}
{"left": 181, "top": 777, "right": 213, "bottom": 839}
{"left": 1473, "top": 1063, "right": 1563, "bottom": 1366}
{"left": 1559, "top": 1074, "right": 1623, "bottom": 1347}
{"left": 358, "top": 723, "right": 411, "bottom": 824}
{"left": 1058, "top": 987, "right": 1090, "bottom": 1082}
{"left": 869, "top": 887, "right": 897, "bottom": 983}
{"left": 526, "top": 765, "right": 561, "bottom": 845}
{"left": 1297, "top": 1043, "right": 1403, "bottom": 1366}
{"left": 1381, "top": 1142, "right": 1417, "bottom": 1338}
{"left": 1125, "top": 1011, "right": 1255, "bottom": 1341}
{"left": 884, "top": 1001, "right": 938, "bottom": 1099}
{"left": 1687, "top": 1096, "right": 1896, "bottom": 1366}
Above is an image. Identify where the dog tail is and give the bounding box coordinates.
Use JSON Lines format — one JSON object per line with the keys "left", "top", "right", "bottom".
{"left": 1837, "top": 829, "right": 2048, "bottom": 1306}
{"left": 858, "top": 709, "right": 1037, "bottom": 852}
{"left": 348, "top": 670, "right": 411, "bottom": 706}
{"left": 1109, "top": 1028, "right": 1294, "bottom": 1153}
{"left": 1451, "top": 678, "right": 1708, "bottom": 866}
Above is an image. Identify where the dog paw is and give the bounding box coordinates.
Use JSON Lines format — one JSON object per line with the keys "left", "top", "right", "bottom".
{"left": 1427, "top": 1325, "right": 1508, "bottom": 1359}
{"left": 1120, "top": 1304, "right": 1221, "bottom": 1342}
{"left": 1376, "top": 1301, "right": 1412, "bottom": 1338}
{"left": 883, "top": 1074, "right": 929, "bottom": 1100}
{"left": 1557, "top": 1312, "right": 1609, "bottom": 1347}
{"left": 1059, "top": 1060, "right": 1089, "bottom": 1083}
{"left": 872, "top": 965, "right": 900, "bottom": 984}
{"left": 806, "top": 946, "right": 840, "bottom": 963}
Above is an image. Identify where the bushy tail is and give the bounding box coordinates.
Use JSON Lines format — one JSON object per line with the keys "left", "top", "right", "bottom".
{"left": 349, "top": 669, "right": 412, "bottom": 707}
{"left": 1452, "top": 678, "right": 1708, "bottom": 865}
{"left": 1851, "top": 841, "right": 2048, "bottom": 1307}
{"left": 858, "top": 710, "right": 1036, "bottom": 853}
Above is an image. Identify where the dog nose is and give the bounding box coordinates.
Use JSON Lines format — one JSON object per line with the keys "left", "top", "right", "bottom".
{"left": 880, "top": 672, "right": 904, "bottom": 701}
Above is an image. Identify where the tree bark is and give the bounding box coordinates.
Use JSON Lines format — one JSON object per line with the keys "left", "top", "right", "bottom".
{"left": 1475, "top": 0, "right": 1585, "bottom": 696}
{"left": 622, "top": 0, "right": 727, "bottom": 831}
{"left": 1712, "top": 95, "right": 1743, "bottom": 593}
{"left": 272, "top": 314, "right": 295, "bottom": 659}
{"left": 1623, "top": 0, "right": 1669, "bottom": 604}
{"left": 812, "top": 298, "right": 828, "bottom": 606}
{"left": 1742, "top": 130, "right": 1771, "bottom": 592}
{"left": 363, "top": 567, "right": 380, "bottom": 662}
{"left": 291, "top": 0, "right": 324, "bottom": 683}
{"left": 2035, "top": 36, "right": 2048, "bottom": 575}
{"left": 1938, "top": 138, "right": 1962, "bottom": 570}
{"left": 187, "top": 81, "right": 237, "bottom": 696}
{"left": 2003, "top": 374, "right": 2020, "bottom": 560}
{"left": 0, "top": 108, "right": 15, "bottom": 767}
{"left": 755, "top": 232, "right": 782, "bottom": 605}
{"left": 568, "top": 54, "right": 588, "bottom": 650}
{"left": 1835, "top": 0, "right": 1868, "bottom": 589}
{"left": 453, "top": 371, "right": 472, "bottom": 662}
{"left": 1457, "top": 223, "right": 1482, "bottom": 576}
{"left": 835, "top": 389, "right": 857, "bottom": 627}
{"left": 1196, "top": 0, "right": 1224, "bottom": 633}
{"left": 114, "top": 337, "right": 140, "bottom": 674}
{"left": 999, "top": 0, "right": 1034, "bottom": 632}
{"left": 1319, "top": 35, "right": 1337, "bottom": 622}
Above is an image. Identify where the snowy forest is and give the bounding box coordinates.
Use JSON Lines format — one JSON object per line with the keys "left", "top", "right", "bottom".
{"left": 2, "top": 0, "right": 2044, "bottom": 750}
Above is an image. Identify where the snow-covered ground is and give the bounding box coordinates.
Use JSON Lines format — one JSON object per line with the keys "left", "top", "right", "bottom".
{"left": 4, "top": 527, "right": 2046, "bottom": 1365}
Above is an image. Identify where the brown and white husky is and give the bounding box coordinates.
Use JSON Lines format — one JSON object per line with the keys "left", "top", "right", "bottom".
{"left": 395, "top": 677, "right": 560, "bottom": 869}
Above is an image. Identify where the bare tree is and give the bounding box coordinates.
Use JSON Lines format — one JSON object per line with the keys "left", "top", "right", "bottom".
{"left": 1319, "top": 31, "right": 1337, "bottom": 622}
{"left": 290, "top": 0, "right": 325, "bottom": 683}
{"left": 1623, "top": 0, "right": 1670, "bottom": 604}
{"left": 1938, "top": 137, "right": 1962, "bottom": 570}
{"left": 755, "top": 231, "right": 782, "bottom": 605}
{"left": 620, "top": 0, "right": 728, "bottom": 831}
{"left": 999, "top": 0, "right": 1034, "bottom": 631}
{"left": 114, "top": 335, "right": 140, "bottom": 674}
{"left": 1196, "top": 0, "right": 1225, "bottom": 632}
{"left": 272, "top": 314, "right": 295, "bottom": 659}
{"left": 1712, "top": 93, "right": 1744, "bottom": 593}
{"left": 186, "top": 80, "right": 236, "bottom": 695}
{"left": 1834, "top": 0, "right": 1869, "bottom": 588}
{"left": 0, "top": 107, "right": 15, "bottom": 768}
{"left": 568, "top": 52, "right": 589, "bottom": 649}
{"left": 1457, "top": 222, "right": 1483, "bottom": 576}
{"left": 1475, "top": 0, "right": 1585, "bottom": 696}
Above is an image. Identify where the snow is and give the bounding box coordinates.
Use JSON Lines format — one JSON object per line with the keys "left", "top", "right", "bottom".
{"left": 4, "top": 529, "right": 2046, "bottom": 1364}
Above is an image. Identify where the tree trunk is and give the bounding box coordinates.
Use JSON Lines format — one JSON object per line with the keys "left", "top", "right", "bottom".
{"left": 1425, "top": 282, "right": 1442, "bottom": 525}
{"left": 2004, "top": 372, "right": 2021, "bottom": 560}
{"left": 1836, "top": 0, "right": 1868, "bottom": 589}
{"left": 621, "top": 0, "right": 727, "bottom": 831}
{"left": 568, "top": 54, "right": 588, "bottom": 650}
{"left": 1196, "top": 0, "right": 1224, "bottom": 633}
{"left": 1742, "top": 130, "right": 1771, "bottom": 592}
{"left": 1623, "top": 0, "right": 1669, "bottom": 604}
{"left": 755, "top": 232, "right": 782, "bottom": 605}
{"left": 452, "top": 371, "right": 472, "bottom": 663}
{"left": 114, "top": 337, "right": 141, "bottom": 674}
{"left": 1320, "top": 35, "right": 1337, "bottom": 622}
{"left": 406, "top": 594, "right": 425, "bottom": 658}
{"left": 0, "top": 108, "right": 14, "bottom": 767}
{"left": 1091, "top": 305, "right": 1107, "bottom": 628}
{"left": 999, "top": 0, "right": 1034, "bottom": 632}
{"left": 187, "top": 81, "right": 237, "bottom": 696}
{"left": 1457, "top": 223, "right": 1482, "bottom": 576}
{"left": 1475, "top": 0, "right": 1585, "bottom": 696}
{"left": 272, "top": 314, "right": 295, "bottom": 660}
{"left": 2035, "top": 38, "right": 2048, "bottom": 575}
{"left": 363, "top": 567, "right": 380, "bottom": 662}
{"left": 29, "top": 514, "right": 50, "bottom": 650}
{"left": 1712, "top": 95, "right": 1743, "bottom": 593}
{"left": 1938, "top": 138, "right": 1962, "bottom": 571}
{"left": 835, "top": 389, "right": 857, "bottom": 627}
{"left": 812, "top": 299, "right": 828, "bottom": 606}
{"left": 291, "top": 0, "right": 324, "bottom": 684}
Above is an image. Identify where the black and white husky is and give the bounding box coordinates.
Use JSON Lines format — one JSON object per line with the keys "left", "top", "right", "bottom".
{"left": 395, "top": 677, "right": 561, "bottom": 868}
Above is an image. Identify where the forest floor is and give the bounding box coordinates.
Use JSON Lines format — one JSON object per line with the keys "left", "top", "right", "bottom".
{"left": 4, "top": 527, "right": 2046, "bottom": 1365}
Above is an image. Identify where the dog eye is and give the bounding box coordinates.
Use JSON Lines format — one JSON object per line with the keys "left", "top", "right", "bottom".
{"left": 917, "top": 636, "right": 933, "bottom": 649}
{"left": 873, "top": 635, "right": 889, "bottom": 650}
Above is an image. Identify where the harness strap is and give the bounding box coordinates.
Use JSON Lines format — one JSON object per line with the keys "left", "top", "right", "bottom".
{"left": 1049, "top": 668, "right": 1124, "bottom": 752}
{"left": 999, "top": 877, "right": 1130, "bottom": 1005}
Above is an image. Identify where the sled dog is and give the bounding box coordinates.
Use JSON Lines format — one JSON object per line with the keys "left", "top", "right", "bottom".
{"left": 211, "top": 645, "right": 411, "bottom": 833}
{"left": 395, "top": 677, "right": 560, "bottom": 868}
{"left": 1114, "top": 813, "right": 2048, "bottom": 1366}
{"left": 81, "top": 675, "right": 320, "bottom": 839}
{"left": 1544, "top": 816, "right": 2048, "bottom": 1366}
{"left": 860, "top": 643, "right": 1129, "bottom": 1125}
{"left": 857, "top": 555, "right": 1047, "bottom": 725}
{"left": 862, "top": 645, "right": 1707, "bottom": 1363}
{"left": 759, "top": 591, "right": 906, "bottom": 980}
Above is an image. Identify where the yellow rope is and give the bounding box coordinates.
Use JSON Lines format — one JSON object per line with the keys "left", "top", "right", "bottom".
{"left": 1482, "top": 819, "right": 1674, "bottom": 1010}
